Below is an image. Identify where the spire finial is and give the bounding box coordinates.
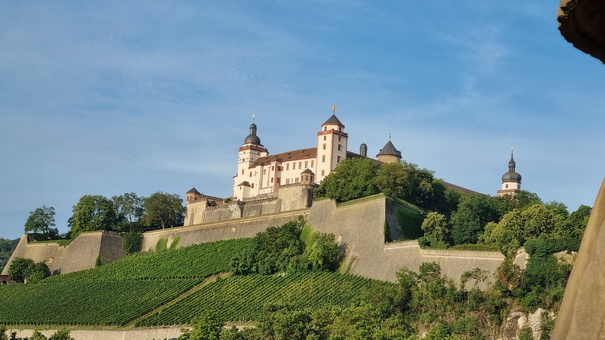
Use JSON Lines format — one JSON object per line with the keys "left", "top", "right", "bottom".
{"left": 252, "top": 114, "right": 256, "bottom": 122}
{"left": 389, "top": 133, "right": 392, "bottom": 140}
{"left": 332, "top": 104, "right": 336, "bottom": 114}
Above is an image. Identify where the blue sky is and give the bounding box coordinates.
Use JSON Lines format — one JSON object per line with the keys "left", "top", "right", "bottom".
{"left": 1, "top": 1, "right": 603, "bottom": 239}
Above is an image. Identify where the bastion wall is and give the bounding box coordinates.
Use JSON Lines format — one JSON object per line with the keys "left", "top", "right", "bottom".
{"left": 4, "top": 195, "right": 506, "bottom": 286}
{"left": 1, "top": 231, "right": 125, "bottom": 276}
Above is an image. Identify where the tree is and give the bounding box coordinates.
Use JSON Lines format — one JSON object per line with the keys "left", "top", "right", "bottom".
{"left": 315, "top": 158, "right": 380, "bottom": 202}
{"left": 421, "top": 212, "right": 448, "bottom": 247}
{"left": 68, "top": 195, "right": 117, "bottom": 235}
{"left": 375, "top": 162, "right": 408, "bottom": 198}
{"left": 301, "top": 232, "right": 340, "bottom": 271}
{"left": 141, "top": 192, "right": 185, "bottom": 229}
{"left": 8, "top": 257, "right": 49, "bottom": 283}
{"left": 179, "top": 312, "right": 224, "bottom": 340}
{"left": 24, "top": 205, "right": 58, "bottom": 239}
{"left": 450, "top": 194, "right": 504, "bottom": 245}
{"left": 112, "top": 192, "right": 144, "bottom": 232}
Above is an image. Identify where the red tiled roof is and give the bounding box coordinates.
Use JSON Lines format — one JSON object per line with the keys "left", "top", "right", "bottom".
{"left": 442, "top": 181, "right": 479, "bottom": 195}
{"left": 252, "top": 147, "right": 317, "bottom": 167}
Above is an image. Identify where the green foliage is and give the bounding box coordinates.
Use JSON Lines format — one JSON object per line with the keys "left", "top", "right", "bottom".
{"left": 421, "top": 212, "right": 448, "bottom": 247}
{"left": 112, "top": 192, "right": 144, "bottom": 232}
{"left": 24, "top": 206, "right": 58, "bottom": 239}
{"left": 394, "top": 203, "right": 425, "bottom": 240}
{"left": 122, "top": 233, "right": 142, "bottom": 255}
{"left": 180, "top": 312, "right": 224, "bottom": 340}
{"left": 156, "top": 238, "right": 168, "bottom": 252}
{"left": 170, "top": 236, "right": 181, "bottom": 250}
{"left": 0, "top": 238, "right": 19, "bottom": 270}
{"left": 375, "top": 161, "right": 408, "bottom": 198}
{"left": 48, "top": 329, "right": 74, "bottom": 340}
{"left": 0, "top": 278, "right": 199, "bottom": 326}
{"left": 30, "top": 330, "right": 47, "bottom": 340}
{"left": 68, "top": 195, "right": 117, "bottom": 235}
{"left": 230, "top": 219, "right": 341, "bottom": 275}
{"left": 314, "top": 158, "right": 380, "bottom": 202}
{"left": 141, "top": 192, "right": 185, "bottom": 229}
{"left": 518, "top": 326, "right": 534, "bottom": 340}
{"left": 44, "top": 239, "right": 252, "bottom": 283}
{"left": 7, "top": 257, "right": 49, "bottom": 283}
{"left": 137, "top": 272, "right": 393, "bottom": 326}
{"left": 450, "top": 194, "right": 504, "bottom": 245}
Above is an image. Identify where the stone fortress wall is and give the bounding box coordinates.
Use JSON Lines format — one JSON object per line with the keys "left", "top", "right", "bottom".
{"left": 4, "top": 195, "right": 508, "bottom": 285}
{"left": 1, "top": 231, "right": 125, "bottom": 276}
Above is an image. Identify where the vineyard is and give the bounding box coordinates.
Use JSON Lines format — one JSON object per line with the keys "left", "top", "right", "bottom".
{"left": 0, "top": 237, "right": 392, "bottom": 328}
{"left": 0, "top": 278, "right": 200, "bottom": 326}
{"left": 44, "top": 238, "right": 253, "bottom": 282}
{"left": 136, "top": 272, "right": 394, "bottom": 326}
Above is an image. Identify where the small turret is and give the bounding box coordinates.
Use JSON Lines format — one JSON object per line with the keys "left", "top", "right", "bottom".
{"left": 497, "top": 149, "right": 522, "bottom": 196}
{"left": 376, "top": 139, "right": 402, "bottom": 163}
{"left": 360, "top": 143, "right": 367, "bottom": 157}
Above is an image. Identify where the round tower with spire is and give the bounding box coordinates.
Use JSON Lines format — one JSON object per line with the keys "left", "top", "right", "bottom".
{"left": 497, "top": 149, "right": 522, "bottom": 196}
{"left": 376, "top": 136, "right": 402, "bottom": 163}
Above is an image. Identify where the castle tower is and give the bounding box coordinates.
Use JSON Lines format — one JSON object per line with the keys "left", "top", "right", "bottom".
{"left": 376, "top": 139, "right": 402, "bottom": 163}
{"left": 497, "top": 150, "right": 522, "bottom": 196}
{"left": 359, "top": 142, "right": 368, "bottom": 157}
{"left": 233, "top": 122, "right": 268, "bottom": 200}
{"left": 316, "top": 109, "right": 348, "bottom": 183}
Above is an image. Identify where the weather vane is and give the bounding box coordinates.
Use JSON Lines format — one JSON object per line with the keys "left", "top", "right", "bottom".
{"left": 332, "top": 104, "right": 336, "bottom": 114}
{"left": 252, "top": 114, "right": 256, "bottom": 122}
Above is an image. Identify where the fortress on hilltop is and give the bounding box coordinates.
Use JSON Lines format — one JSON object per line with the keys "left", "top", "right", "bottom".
{"left": 3, "top": 108, "right": 524, "bottom": 287}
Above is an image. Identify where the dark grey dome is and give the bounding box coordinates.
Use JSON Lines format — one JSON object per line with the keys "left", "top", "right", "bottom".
{"left": 502, "top": 152, "right": 522, "bottom": 183}
{"left": 244, "top": 123, "right": 261, "bottom": 145}
{"left": 502, "top": 171, "right": 522, "bottom": 183}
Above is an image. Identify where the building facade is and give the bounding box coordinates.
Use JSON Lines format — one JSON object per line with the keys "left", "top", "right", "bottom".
{"left": 232, "top": 114, "right": 401, "bottom": 201}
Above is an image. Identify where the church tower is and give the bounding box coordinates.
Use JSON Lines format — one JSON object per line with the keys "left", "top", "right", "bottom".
{"left": 376, "top": 139, "right": 402, "bottom": 163}
{"left": 316, "top": 108, "right": 348, "bottom": 183}
{"left": 497, "top": 150, "right": 522, "bottom": 196}
{"left": 233, "top": 122, "right": 268, "bottom": 200}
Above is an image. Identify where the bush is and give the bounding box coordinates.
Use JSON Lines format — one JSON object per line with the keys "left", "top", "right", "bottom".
{"left": 122, "top": 233, "right": 142, "bottom": 255}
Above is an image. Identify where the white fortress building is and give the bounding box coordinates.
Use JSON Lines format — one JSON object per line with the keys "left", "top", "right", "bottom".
{"left": 232, "top": 112, "right": 401, "bottom": 201}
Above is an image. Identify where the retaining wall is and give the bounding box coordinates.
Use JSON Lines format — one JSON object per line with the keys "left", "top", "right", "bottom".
{"left": 1, "top": 231, "right": 125, "bottom": 276}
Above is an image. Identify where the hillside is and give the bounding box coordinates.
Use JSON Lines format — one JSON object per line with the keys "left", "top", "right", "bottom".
{"left": 0, "top": 238, "right": 390, "bottom": 328}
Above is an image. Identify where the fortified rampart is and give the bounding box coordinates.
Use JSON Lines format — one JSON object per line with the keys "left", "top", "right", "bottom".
{"left": 4, "top": 195, "right": 507, "bottom": 286}
{"left": 1, "top": 231, "right": 124, "bottom": 276}
{"left": 307, "top": 197, "right": 505, "bottom": 284}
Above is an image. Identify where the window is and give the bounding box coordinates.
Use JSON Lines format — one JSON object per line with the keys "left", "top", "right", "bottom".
{"left": 241, "top": 169, "right": 244, "bottom": 175}
{"left": 337, "top": 144, "right": 341, "bottom": 151}
{"left": 263, "top": 169, "right": 266, "bottom": 175}
{"left": 272, "top": 166, "right": 274, "bottom": 171}
{"left": 305, "top": 161, "right": 308, "bottom": 168}
{"left": 295, "top": 177, "right": 299, "bottom": 183}
{"left": 505, "top": 184, "right": 509, "bottom": 188}
{"left": 323, "top": 127, "right": 326, "bottom": 131}
{"left": 286, "top": 164, "right": 289, "bottom": 171}
{"left": 337, "top": 156, "right": 341, "bottom": 163}
{"left": 271, "top": 177, "right": 274, "bottom": 183}
{"left": 299, "top": 161, "right": 302, "bottom": 168}
{"left": 286, "top": 179, "right": 290, "bottom": 184}
{"left": 322, "top": 155, "right": 326, "bottom": 162}
{"left": 251, "top": 183, "right": 254, "bottom": 188}
{"left": 321, "top": 170, "right": 325, "bottom": 176}
{"left": 338, "top": 136, "right": 341, "bottom": 141}
{"left": 311, "top": 160, "right": 314, "bottom": 167}
{"left": 323, "top": 136, "right": 326, "bottom": 141}
{"left": 249, "top": 172, "right": 252, "bottom": 177}
{"left": 323, "top": 144, "right": 326, "bottom": 150}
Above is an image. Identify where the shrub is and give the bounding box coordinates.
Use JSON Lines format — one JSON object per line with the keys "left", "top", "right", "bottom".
{"left": 122, "top": 233, "right": 142, "bottom": 255}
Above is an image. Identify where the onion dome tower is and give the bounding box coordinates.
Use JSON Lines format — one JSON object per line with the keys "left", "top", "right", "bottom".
{"left": 233, "top": 117, "right": 269, "bottom": 200}
{"left": 497, "top": 149, "right": 522, "bottom": 196}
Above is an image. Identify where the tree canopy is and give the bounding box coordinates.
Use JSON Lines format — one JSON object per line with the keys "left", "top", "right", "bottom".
{"left": 141, "top": 192, "right": 185, "bottom": 229}
{"left": 24, "top": 205, "right": 58, "bottom": 239}
{"left": 68, "top": 195, "right": 117, "bottom": 235}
